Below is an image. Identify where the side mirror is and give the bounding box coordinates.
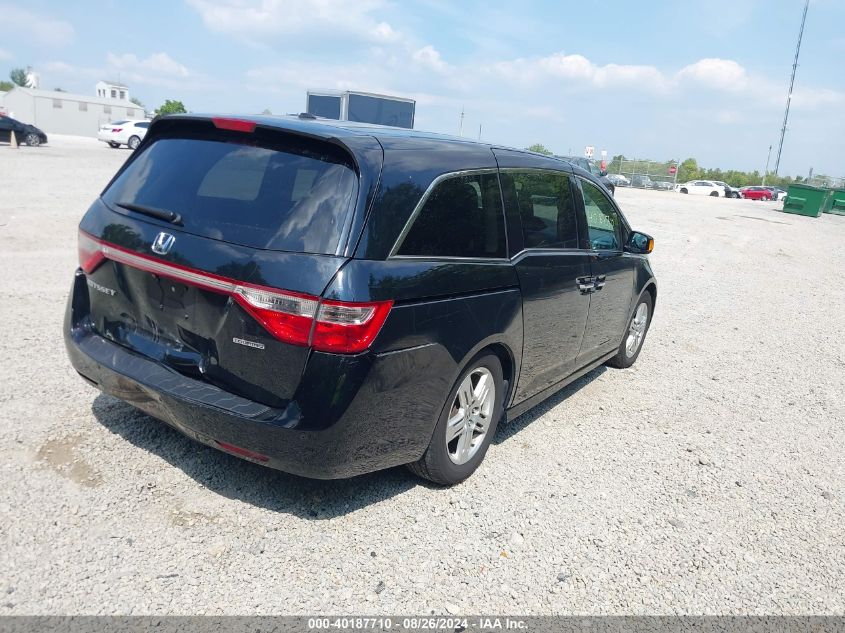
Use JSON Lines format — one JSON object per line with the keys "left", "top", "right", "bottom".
{"left": 627, "top": 231, "right": 654, "bottom": 254}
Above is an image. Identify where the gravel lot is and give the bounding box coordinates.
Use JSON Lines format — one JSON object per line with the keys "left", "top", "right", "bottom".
{"left": 1, "top": 136, "right": 843, "bottom": 615}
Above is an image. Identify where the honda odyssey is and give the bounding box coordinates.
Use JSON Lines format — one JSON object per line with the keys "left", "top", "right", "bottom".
{"left": 65, "top": 114, "right": 657, "bottom": 485}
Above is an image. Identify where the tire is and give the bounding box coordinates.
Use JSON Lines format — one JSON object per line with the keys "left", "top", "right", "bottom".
{"left": 606, "top": 291, "right": 653, "bottom": 369}
{"left": 407, "top": 353, "right": 504, "bottom": 485}
{"left": 680, "top": 188, "right": 688, "bottom": 194}
{"left": 709, "top": 191, "right": 719, "bottom": 197}
{"left": 733, "top": 192, "right": 740, "bottom": 199}
{"left": 128, "top": 135, "right": 141, "bottom": 150}
{"left": 25, "top": 133, "right": 40, "bottom": 147}
{"left": 108, "top": 141, "right": 120, "bottom": 148}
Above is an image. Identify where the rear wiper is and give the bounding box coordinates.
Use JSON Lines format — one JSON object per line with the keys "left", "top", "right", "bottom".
{"left": 116, "top": 201, "right": 182, "bottom": 225}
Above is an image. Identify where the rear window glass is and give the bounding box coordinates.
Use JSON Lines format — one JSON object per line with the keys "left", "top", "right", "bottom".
{"left": 102, "top": 136, "right": 357, "bottom": 254}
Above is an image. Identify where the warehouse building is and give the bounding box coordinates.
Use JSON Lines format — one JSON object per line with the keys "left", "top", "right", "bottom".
{"left": 0, "top": 86, "right": 145, "bottom": 137}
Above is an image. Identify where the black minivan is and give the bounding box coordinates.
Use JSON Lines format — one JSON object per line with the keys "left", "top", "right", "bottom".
{"left": 65, "top": 114, "right": 656, "bottom": 485}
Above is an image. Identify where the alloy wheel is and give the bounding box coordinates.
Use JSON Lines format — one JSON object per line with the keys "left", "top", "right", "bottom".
{"left": 625, "top": 302, "right": 649, "bottom": 358}
{"left": 445, "top": 367, "right": 495, "bottom": 465}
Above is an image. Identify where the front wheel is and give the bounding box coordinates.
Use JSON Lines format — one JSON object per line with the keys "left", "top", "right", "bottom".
{"left": 680, "top": 188, "right": 688, "bottom": 194}
{"left": 709, "top": 191, "right": 719, "bottom": 197}
{"left": 25, "top": 133, "right": 40, "bottom": 147}
{"left": 607, "top": 292, "right": 653, "bottom": 369}
{"left": 407, "top": 353, "right": 504, "bottom": 485}
{"left": 108, "top": 141, "right": 120, "bottom": 148}
{"left": 128, "top": 135, "right": 141, "bottom": 150}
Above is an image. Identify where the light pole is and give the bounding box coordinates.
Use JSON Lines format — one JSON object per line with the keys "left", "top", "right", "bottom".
{"left": 763, "top": 144, "right": 772, "bottom": 186}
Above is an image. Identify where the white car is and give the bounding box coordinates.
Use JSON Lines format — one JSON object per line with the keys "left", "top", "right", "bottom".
{"left": 97, "top": 119, "right": 150, "bottom": 150}
{"left": 675, "top": 180, "right": 724, "bottom": 197}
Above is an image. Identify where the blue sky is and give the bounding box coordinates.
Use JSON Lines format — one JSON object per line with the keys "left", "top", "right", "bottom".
{"left": 2, "top": 0, "right": 843, "bottom": 176}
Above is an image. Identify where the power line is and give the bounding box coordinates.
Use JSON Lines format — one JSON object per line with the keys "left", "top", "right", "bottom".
{"left": 774, "top": 0, "right": 809, "bottom": 175}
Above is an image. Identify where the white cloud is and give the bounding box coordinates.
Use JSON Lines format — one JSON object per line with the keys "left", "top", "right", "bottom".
{"left": 0, "top": 4, "right": 74, "bottom": 46}
{"left": 187, "top": 0, "right": 401, "bottom": 44}
{"left": 0, "top": 48, "right": 11, "bottom": 61}
{"left": 412, "top": 45, "right": 449, "bottom": 73}
{"left": 676, "top": 58, "right": 749, "bottom": 91}
{"left": 106, "top": 52, "right": 191, "bottom": 78}
{"left": 488, "top": 52, "right": 671, "bottom": 93}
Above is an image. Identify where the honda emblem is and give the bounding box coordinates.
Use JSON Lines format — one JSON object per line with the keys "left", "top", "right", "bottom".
{"left": 151, "top": 232, "right": 176, "bottom": 255}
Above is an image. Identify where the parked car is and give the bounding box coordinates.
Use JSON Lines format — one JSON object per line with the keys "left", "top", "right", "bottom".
{"left": 740, "top": 186, "right": 773, "bottom": 201}
{"left": 762, "top": 186, "right": 787, "bottom": 201}
{"left": 606, "top": 173, "right": 630, "bottom": 187}
{"left": 0, "top": 115, "right": 48, "bottom": 146}
{"left": 97, "top": 119, "right": 151, "bottom": 149}
{"left": 631, "top": 175, "right": 654, "bottom": 189}
{"left": 651, "top": 180, "right": 675, "bottom": 191}
{"left": 65, "top": 114, "right": 657, "bottom": 485}
{"left": 557, "top": 155, "right": 616, "bottom": 196}
{"left": 712, "top": 181, "right": 740, "bottom": 198}
{"left": 676, "top": 180, "right": 723, "bottom": 196}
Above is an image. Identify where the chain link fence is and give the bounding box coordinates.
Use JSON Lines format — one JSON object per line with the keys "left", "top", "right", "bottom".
{"left": 605, "top": 157, "right": 678, "bottom": 191}
{"left": 807, "top": 175, "right": 844, "bottom": 189}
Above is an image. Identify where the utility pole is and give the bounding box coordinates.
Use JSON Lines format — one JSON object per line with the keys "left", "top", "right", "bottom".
{"left": 477, "top": 123, "right": 482, "bottom": 141}
{"left": 763, "top": 145, "right": 772, "bottom": 186}
{"left": 774, "top": 0, "right": 809, "bottom": 175}
{"left": 458, "top": 107, "right": 465, "bottom": 137}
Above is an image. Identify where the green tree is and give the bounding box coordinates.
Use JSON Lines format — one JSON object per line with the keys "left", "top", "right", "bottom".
{"left": 130, "top": 96, "right": 145, "bottom": 109}
{"left": 677, "top": 158, "right": 700, "bottom": 183}
{"left": 0, "top": 80, "right": 13, "bottom": 91}
{"left": 525, "top": 143, "right": 553, "bottom": 155}
{"left": 9, "top": 67, "right": 27, "bottom": 87}
{"left": 155, "top": 99, "right": 187, "bottom": 116}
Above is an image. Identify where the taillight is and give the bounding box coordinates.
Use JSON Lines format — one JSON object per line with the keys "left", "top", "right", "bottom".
{"left": 112, "top": 128, "right": 122, "bottom": 132}
{"left": 78, "top": 230, "right": 105, "bottom": 273}
{"left": 232, "top": 286, "right": 319, "bottom": 347}
{"left": 312, "top": 300, "right": 393, "bottom": 354}
{"left": 76, "top": 230, "right": 393, "bottom": 354}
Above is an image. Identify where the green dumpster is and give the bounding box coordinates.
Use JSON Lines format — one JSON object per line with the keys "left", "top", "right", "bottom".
{"left": 782, "top": 183, "right": 828, "bottom": 217}
{"left": 826, "top": 188, "right": 845, "bottom": 216}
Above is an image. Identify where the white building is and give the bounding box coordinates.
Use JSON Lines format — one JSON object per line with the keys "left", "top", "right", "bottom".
{"left": 0, "top": 86, "right": 144, "bottom": 137}
{"left": 95, "top": 80, "right": 129, "bottom": 102}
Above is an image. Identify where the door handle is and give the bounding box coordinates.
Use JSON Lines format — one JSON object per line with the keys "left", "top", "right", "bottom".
{"left": 577, "top": 276, "right": 595, "bottom": 293}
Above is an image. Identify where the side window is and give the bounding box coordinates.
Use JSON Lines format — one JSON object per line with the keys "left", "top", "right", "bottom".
{"left": 136, "top": 122, "right": 150, "bottom": 129}
{"left": 510, "top": 170, "right": 578, "bottom": 249}
{"left": 581, "top": 179, "right": 622, "bottom": 251}
{"left": 397, "top": 173, "right": 506, "bottom": 258}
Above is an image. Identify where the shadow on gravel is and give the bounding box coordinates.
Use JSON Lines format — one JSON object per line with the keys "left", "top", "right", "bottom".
{"left": 494, "top": 365, "right": 607, "bottom": 445}
{"left": 90, "top": 366, "right": 606, "bottom": 515}
{"left": 90, "top": 394, "right": 419, "bottom": 518}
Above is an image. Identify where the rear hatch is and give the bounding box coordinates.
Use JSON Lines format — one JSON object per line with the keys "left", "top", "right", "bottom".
{"left": 78, "top": 117, "right": 378, "bottom": 407}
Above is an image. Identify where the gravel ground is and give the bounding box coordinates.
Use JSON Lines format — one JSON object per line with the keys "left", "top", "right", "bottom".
{"left": 0, "top": 136, "right": 843, "bottom": 615}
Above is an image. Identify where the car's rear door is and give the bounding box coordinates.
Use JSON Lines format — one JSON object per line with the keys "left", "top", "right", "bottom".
{"left": 494, "top": 150, "right": 592, "bottom": 402}
{"left": 574, "top": 177, "right": 636, "bottom": 364}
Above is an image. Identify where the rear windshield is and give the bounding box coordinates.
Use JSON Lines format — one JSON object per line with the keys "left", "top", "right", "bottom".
{"left": 102, "top": 134, "right": 358, "bottom": 254}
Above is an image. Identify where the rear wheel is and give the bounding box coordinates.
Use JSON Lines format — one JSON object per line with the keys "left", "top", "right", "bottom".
{"left": 709, "top": 191, "right": 719, "bottom": 197}
{"left": 607, "top": 292, "right": 653, "bottom": 369}
{"left": 680, "top": 188, "right": 688, "bottom": 194}
{"left": 128, "top": 135, "right": 141, "bottom": 150}
{"left": 108, "top": 141, "right": 120, "bottom": 148}
{"left": 25, "top": 133, "right": 40, "bottom": 147}
{"left": 407, "top": 353, "right": 504, "bottom": 485}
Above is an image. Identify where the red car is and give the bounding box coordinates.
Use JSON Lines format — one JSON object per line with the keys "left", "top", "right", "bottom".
{"left": 740, "top": 186, "right": 773, "bottom": 201}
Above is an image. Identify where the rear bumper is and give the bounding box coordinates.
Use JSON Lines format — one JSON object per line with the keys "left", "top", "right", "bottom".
{"left": 64, "top": 272, "right": 449, "bottom": 479}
